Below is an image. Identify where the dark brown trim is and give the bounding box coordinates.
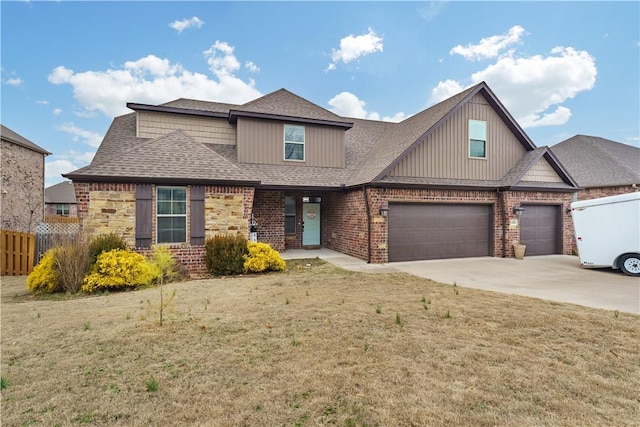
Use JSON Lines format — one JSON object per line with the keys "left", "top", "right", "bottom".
{"left": 255, "top": 184, "right": 345, "bottom": 192}
{"left": 229, "top": 110, "right": 353, "bottom": 129}
{"left": 63, "top": 174, "right": 260, "bottom": 187}
{"left": 126, "top": 102, "right": 229, "bottom": 119}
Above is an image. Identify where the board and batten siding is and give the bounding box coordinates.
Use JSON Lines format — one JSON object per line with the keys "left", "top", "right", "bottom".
{"left": 389, "top": 93, "right": 527, "bottom": 180}
{"left": 521, "top": 158, "right": 564, "bottom": 182}
{"left": 237, "top": 117, "right": 345, "bottom": 167}
{"left": 137, "top": 111, "right": 236, "bottom": 145}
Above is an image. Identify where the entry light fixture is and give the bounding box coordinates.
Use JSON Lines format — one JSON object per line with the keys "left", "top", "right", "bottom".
{"left": 379, "top": 207, "right": 389, "bottom": 218}
{"left": 512, "top": 207, "right": 525, "bottom": 216}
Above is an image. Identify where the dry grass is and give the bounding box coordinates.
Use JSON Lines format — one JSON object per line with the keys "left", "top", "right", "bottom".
{"left": 1, "top": 260, "right": 639, "bottom": 426}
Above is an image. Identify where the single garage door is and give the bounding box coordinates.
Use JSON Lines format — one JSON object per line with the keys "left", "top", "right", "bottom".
{"left": 520, "top": 205, "right": 560, "bottom": 255}
{"left": 388, "top": 204, "right": 492, "bottom": 262}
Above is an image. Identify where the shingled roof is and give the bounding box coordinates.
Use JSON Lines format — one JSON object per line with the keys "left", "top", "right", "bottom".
{"left": 45, "top": 181, "right": 77, "bottom": 204}
{"left": 1, "top": 124, "right": 51, "bottom": 155}
{"left": 68, "top": 130, "right": 258, "bottom": 185}
{"left": 65, "top": 83, "right": 575, "bottom": 191}
{"left": 551, "top": 135, "right": 640, "bottom": 187}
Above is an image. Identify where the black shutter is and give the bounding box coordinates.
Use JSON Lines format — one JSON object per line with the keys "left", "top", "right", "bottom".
{"left": 190, "top": 185, "right": 205, "bottom": 245}
{"left": 135, "top": 184, "right": 153, "bottom": 247}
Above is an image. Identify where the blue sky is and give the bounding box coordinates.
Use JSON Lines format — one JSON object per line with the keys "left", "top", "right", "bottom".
{"left": 2, "top": 1, "right": 639, "bottom": 187}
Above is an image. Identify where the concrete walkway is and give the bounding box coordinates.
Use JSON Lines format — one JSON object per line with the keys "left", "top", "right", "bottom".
{"left": 281, "top": 248, "right": 640, "bottom": 314}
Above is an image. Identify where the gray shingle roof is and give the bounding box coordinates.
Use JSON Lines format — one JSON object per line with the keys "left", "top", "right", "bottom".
{"left": 45, "top": 181, "right": 77, "bottom": 204}
{"left": 236, "top": 89, "right": 349, "bottom": 124}
{"left": 65, "top": 83, "right": 576, "bottom": 191}
{"left": 1, "top": 124, "right": 51, "bottom": 155}
{"left": 551, "top": 135, "right": 640, "bottom": 187}
{"left": 67, "top": 130, "right": 256, "bottom": 184}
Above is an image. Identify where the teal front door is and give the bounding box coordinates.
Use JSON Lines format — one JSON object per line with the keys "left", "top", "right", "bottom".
{"left": 302, "top": 203, "right": 320, "bottom": 246}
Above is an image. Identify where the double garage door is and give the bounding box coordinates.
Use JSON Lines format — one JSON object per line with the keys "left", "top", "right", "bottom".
{"left": 388, "top": 204, "right": 492, "bottom": 262}
{"left": 388, "top": 203, "right": 560, "bottom": 262}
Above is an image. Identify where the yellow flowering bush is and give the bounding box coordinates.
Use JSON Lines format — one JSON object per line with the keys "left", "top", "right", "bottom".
{"left": 243, "top": 242, "right": 286, "bottom": 273}
{"left": 27, "top": 249, "right": 61, "bottom": 294}
{"left": 82, "top": 249, "right": 158, "bottom": 292}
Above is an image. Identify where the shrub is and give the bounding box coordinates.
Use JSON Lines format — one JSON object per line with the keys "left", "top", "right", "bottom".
{"left": 244, "top": 242, "right": 286, "bottom": 273}
{"left": 54, "top": 234, "right": 92, "bottom": 293}
{"left": 88, "top": 233, "right": 128, "bottom": 265}
{"left": 82, "top": 249, "right": 158, "bottom": 292}
{"left": 205, "top": 234, "right": 248, "bottom": 276}
{"left": 27, "top": 249, "right": 62, "bottom": 293}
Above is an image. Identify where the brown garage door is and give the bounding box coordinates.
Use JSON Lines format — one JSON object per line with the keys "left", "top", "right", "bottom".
{"left": 388, "top": 204, "right": 492, "bottom": 262}
{"left": 520, "top": 205, "right": 560, "bottom": 255}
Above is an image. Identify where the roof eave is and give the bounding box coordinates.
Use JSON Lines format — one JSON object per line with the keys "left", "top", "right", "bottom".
{"left": 126, "top": 102, "right": 229, "bottom": 119}
{"left": 62, "top": 173, "right": 260, "bottom": 187}
{"left": 228, "top": 110, "right": 353, "bottom": 130}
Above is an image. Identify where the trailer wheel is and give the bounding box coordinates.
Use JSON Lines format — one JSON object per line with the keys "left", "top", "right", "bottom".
{"left": 619, "top": 254, "right": 640, "bottom": 276}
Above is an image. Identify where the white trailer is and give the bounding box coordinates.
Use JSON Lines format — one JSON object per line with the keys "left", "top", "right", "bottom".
{"left": 570, "top": 192, "right": 640, "bottom": 276}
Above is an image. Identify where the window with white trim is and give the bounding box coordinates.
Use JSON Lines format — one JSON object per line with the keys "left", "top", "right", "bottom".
{"left": 469, "top": 120, "right": 487, "bottom": 158}
{"left": 56, "top": 204, "right": 70, "bottom": 216}
{"left": 284, "top": 124, "right": 305, "bottom": 161}
{"left": 156, "top": 187, "right": 187, "bottom": 243}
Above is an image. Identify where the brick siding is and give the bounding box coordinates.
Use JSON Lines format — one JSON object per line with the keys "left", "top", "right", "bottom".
{"left": 74, "top": 182, "right": 255, "bottom": 277}
{"left": 252, "top": 190, "right": 285, "bottom": 252}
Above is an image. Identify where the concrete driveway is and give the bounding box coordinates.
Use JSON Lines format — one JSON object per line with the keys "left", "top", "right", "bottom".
{"left": 282, "top": 250, "right": 639, "bottom": 314}
{"left": 391, "top": 255, "right": 640, "bottom": 315}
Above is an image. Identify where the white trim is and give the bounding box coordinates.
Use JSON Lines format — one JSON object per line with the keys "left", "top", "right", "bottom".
{"left": 156, "top": 186, "right": 187, "bottom": 244}
{"left": 283, "top": 124, "right": 305, "bottom": 162}
{"left": 468, "top": 119, "right": 487, "bottom": 159}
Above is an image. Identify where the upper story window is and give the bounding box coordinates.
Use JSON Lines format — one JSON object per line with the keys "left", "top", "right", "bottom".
{"left": 284, "top": 124, "right": 305, "bottom": 161}
{"left": 469, "top": 120, "right": 487, "bottom": 159}
{"left": 157, "top": 187, "right": 187, "bottom": 244}
{"left": 56, "top": 204, "right": 70, "bottom": 216}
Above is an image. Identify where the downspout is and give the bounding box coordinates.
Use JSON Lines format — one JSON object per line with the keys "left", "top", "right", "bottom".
{"left": 362, "top": 185, "right": 371, "bottom": 263}
{"left": 498, "top": 189, "right": 507, "bottom": 257}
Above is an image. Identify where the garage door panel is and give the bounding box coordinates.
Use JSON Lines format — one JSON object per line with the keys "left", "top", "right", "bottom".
{"left": 520, "top": 205, "right": 560, "bottom": 256}
{"left": 389, "top": 204, "right": 491, "bottom": 262}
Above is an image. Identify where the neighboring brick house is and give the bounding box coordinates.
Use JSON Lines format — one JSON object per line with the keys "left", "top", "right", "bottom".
{"left": 551, "top": 135, "right": 640, "bottom": 201}
{"left": 45, "top": 181, "right": 78, "bottom": 217}
{"left": 65, "top": 82, "right": 578, "bottom": 275}
{"left": 1, "top": 125, "right": 51, "bottom": 233}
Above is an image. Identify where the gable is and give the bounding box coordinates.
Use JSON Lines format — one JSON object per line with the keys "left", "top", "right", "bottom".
{"left": 520, "top": 157, "right": 564, "bottom": 183}
{"left": 137, "top": 110, "right": 236, "bottom": 145}
{"left": 388, "top": 93, "right": 527, "bottom": 181}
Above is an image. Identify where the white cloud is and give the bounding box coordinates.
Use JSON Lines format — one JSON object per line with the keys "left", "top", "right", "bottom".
{"left": 450, "top": 25, "right": 526, "bottom": 61}
{"left": 328, "top": 92, "right": 405, "bottom": 122}
{"left": 56, "top": 123, "right": 103, "bottom": 148}
{"left": 326, "top": 28, "right": 383, "bottom": 72}
{"left": 53, "top": 108, "right": 62, "bottom": 115}
{"left": 5, "top": 77, "right": 23, "bottom": 86}
{"left": 417, "top": 2, "right": 447, "bottom": 22}
{"left": 48, "top": 41, "right": 261, "bottom": 117}
{"left": 245, "top": 61, "right": 260, "bottom": 73}
{"left": 37, "top": 100, "right": 49, "bottom": 105}
{"left": 45, "top": 150, "right": 95, "bottom": 186}
{"left": 169, "top": 16, "right": 204, "bottom": 33}
{"left": 431, "top": 41, "right": 597, "bottom": 129}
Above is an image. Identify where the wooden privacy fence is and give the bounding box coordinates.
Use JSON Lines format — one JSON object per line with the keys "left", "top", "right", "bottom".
{"left": 1, "top": 230, "right": 36, "bottom": 276}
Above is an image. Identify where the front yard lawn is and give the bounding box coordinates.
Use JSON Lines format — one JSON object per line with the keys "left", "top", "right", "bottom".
{"left": 1, "top": 261, "right": 638, "bottom": 426}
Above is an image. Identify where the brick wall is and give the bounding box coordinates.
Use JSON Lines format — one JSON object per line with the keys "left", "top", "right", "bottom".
{"left": 323, "top": 190, "right": 369, "bottom": 260}
{"left": 1, "top": 140, "right": 46, "bottom": 232}
{"left": 324, "top": 187, "right": 574, "bottom": 264}
{"left": 252, "top": 190, "right": 285, "bottom": 252}
{"left": 578, "top": 186, "right": 637, "bottom": 201}
{"left": 74, "top": 182, "right": 255, "bottom": 277}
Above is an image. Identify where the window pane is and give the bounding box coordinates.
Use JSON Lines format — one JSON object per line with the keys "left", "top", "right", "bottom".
{"left": 285, "top": 125, "right": 304, "bottom": 143}
{"left": 285, "top": 216, "right": 296, "bottom": 235}
{"left": 470, "top": 139, "right": 486, "bottom": 158}
{"left": 469, "top": 120, "right": 486, "bottom": 140}
{"left": 285, "top": 143, "right": 304, "bottom": 160}
{"left": 285, "top": 196, "right": 296, "bottom": 215}
{"left": 157, "top": 188, "right": 172, "bottom": 201}
{"left": 157, "top": 217, "right": 186, "bottom": 243}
